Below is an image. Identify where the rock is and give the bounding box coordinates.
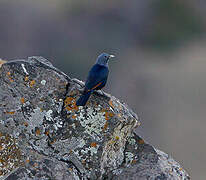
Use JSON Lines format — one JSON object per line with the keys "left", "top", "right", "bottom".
{"left": 0, "top": 57, "right": 190, "bottom": 180}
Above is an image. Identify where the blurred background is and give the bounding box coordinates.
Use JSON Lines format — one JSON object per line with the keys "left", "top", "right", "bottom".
{"left": 0, "top": 0, "right": 205, "bottom": 179}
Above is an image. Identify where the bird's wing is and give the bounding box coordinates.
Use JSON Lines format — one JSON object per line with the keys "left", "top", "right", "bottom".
{"left": 85, "top": 64, "right": 108, "bottom": 91}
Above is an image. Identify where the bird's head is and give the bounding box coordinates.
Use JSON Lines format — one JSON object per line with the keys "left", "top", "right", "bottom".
{"left": 96, "top": 53, "right": 115, "bottom": 66}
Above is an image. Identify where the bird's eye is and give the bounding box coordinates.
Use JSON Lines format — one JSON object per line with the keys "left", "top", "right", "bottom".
{"left": 104, "top": 56, "right": 107, "bottom": 58}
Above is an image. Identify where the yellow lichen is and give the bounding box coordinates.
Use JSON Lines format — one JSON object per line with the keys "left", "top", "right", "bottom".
{"left": 24, "top": 76, "right": 29, "bottom": 81}
{"left": 68, "top": 168, "right": 73, "bottom": 171}
{"left": 115, "top": 136, "right": 120, "bottom": 141}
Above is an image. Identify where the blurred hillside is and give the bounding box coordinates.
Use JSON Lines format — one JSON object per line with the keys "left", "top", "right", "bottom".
{"left": 0, "top": 0, "right": 206, "bottom": 179}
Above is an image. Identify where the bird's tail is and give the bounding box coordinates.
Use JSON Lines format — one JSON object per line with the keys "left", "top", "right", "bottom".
{"left": 76, "top": 91, "right": 92, "bottom": 106}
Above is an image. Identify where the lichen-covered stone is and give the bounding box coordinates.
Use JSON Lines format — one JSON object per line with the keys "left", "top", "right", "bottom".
{"left": 0, "top": 57, "right": 190, "bottom": 179}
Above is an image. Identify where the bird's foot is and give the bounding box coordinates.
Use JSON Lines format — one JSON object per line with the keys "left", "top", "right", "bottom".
{"left": 96, "top": 90, "right": 111, "bottom": 99}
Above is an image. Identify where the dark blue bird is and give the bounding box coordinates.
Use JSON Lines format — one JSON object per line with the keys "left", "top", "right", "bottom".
{"left": 76, "top": 53, "right": 115, "bottom": 106}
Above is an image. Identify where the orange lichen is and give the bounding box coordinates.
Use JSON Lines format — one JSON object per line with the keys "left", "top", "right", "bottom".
{"left": 6, "top": 72, "right": 14, "bottom": 82}
{"left": 91, "top": 142, "right": 97, "bottom": 148}
{"left": 23, "top": 122, "right": 28, "bottom": 127}
{"left": 20, "top": 97, "right": 25, "bottom": 104}
{"left": 9, "top": 77, "right": 14, "bottom": 82}
{"left": 138, "top": 139, "right": 144, "bottom": 145}
{"left": 72, "top": 115, "right": 77, "bottom": 119}
{"left": 24, "top": 76, "right": 29, "bottom": 81}
{"left": 72, "top": 104, "right": 78, "bottom": 111}
{"left": 35, "top": 128, "right": 41, "bottom": 136}
{"left": 64, "top": 96, "right": 79, "bottom": 112}
{"left": 105, "top": 112, "right": 110, "bottom": 120}
{"left": 0, "top": 145, "right": 3, "bottom": 151}
{"left": 44, "top": 130, "right": 49, "bottom": 136}
{"left": 65, "top": 106, "right": 72, "bottom": 111}
{"left": 5, "top": 111, "right": 15, "bottom": 115}
{"left": 30, "top": 80, "right": 36, "bottom": 87}
{"left": 132, "top": 159, "right": 137, "bottom": 164}
{"left": 109, "top": 100, "right": 115, "bottom": 109}
{"left": 64, "top": 97, "right": 73, "bottom": 106}
{"left": 103, "top": 121, "right": 109, "bottom": 131}
{"left": 50, "top": 139, "right": 56, "bottom": 144}
{"left": 68, "top": 168, "right": 73, "bottom": 171}
{"left": 25, "top": 159, "right": 30, "bottom": 163}
{"left": 109, "top": 112, "right": 114, "bottom": 117}
{"left": 104, "top": 109, "right": 114, "bottom": 121}
{"left": 0, "top": 132, "right": 22, "bottom": 176}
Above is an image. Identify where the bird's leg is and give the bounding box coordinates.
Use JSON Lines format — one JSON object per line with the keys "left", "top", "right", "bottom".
{"left": 96, "top": 90, "right": 105, "bottom": 96}
{"left": 96, "top": 90, "right": 111, "bottom": 99}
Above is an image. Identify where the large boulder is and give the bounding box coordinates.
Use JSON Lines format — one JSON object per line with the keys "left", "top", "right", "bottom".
{"left": 0, "top": 57, "right": 190, "bottom": 179}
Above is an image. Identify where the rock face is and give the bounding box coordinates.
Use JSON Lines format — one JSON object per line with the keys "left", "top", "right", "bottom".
{"left": 0, "top": 57, "right": 190, "bottom": 180}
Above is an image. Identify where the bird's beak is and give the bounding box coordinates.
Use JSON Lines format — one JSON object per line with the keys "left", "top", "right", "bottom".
{"left": 109, "top": 55, "right": 115, "bottom": 58}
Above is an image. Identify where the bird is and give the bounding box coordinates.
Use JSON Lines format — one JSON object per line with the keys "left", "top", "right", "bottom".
{"left": 76, "top": 53, "right": 115, "bottom": 106}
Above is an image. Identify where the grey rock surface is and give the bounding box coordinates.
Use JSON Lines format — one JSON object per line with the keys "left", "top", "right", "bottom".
{"left": 0, "top": 57, "right": 190, "bottom": 180}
